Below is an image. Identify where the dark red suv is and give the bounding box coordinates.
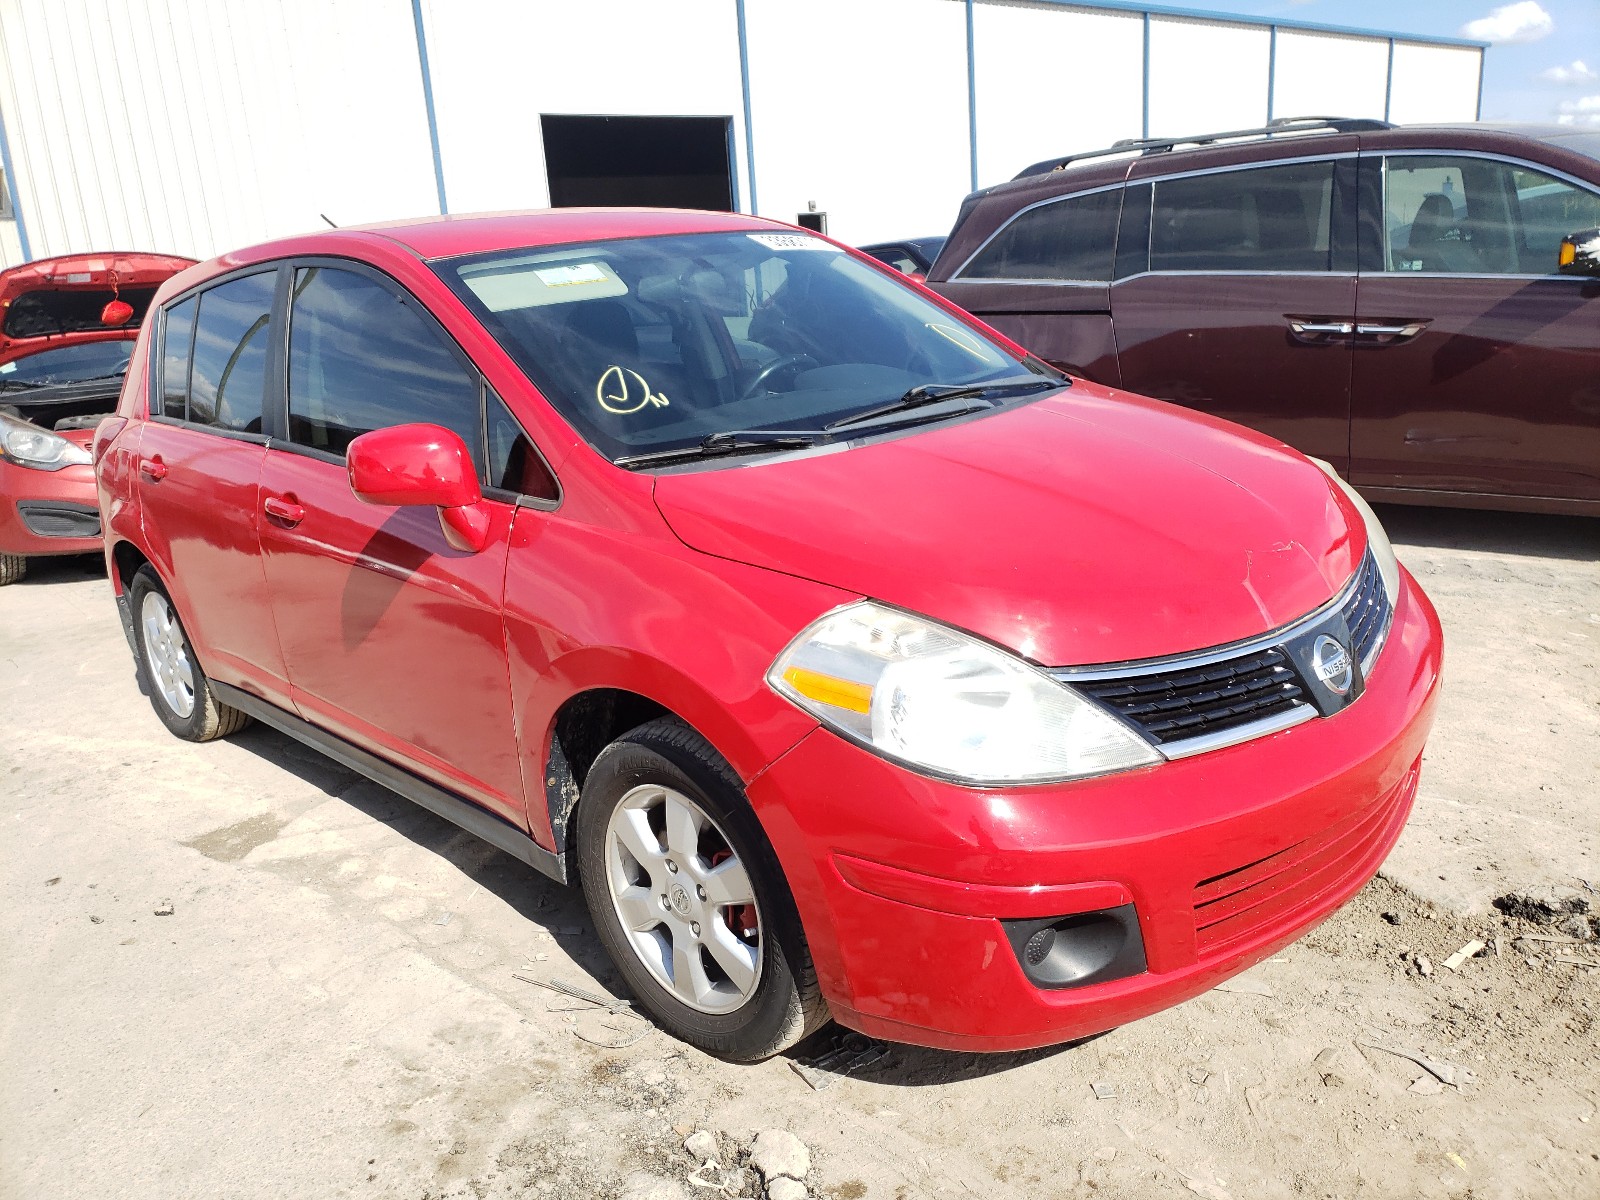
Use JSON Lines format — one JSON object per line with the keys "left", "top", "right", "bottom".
{"left": 928, "top": 118, "right": 1600, "bottom": 515}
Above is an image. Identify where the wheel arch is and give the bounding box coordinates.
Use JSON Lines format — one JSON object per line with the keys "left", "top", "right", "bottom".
{"left": 533, "top": 650, "right": 816, "bottom": 864}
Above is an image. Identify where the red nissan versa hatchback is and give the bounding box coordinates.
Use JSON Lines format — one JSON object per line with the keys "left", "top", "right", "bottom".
{"left": 1, "top": 252, "right": 196, "bottom": 584}
{"left": 96, "top": 210, "right": 1441, "bottom": 1060}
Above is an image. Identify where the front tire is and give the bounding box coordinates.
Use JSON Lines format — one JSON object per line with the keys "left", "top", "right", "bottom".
{"left": 129, "top": 566, "right": 250, "bottom": 742}
{"left": 576, "top": 718, "right": 827, "bottom": 1062}
{"left": 0, "top": 553, "right": 26, "bottom": 586}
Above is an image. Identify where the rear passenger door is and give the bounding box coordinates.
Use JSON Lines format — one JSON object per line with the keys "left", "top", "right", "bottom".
{"left": 256, "top": 261, "right": 557, "bottom": 825}
{"left": 1111, "top": 150, "right": 1359, "bottom": 470}
{"left": 136, "top": 268, "right": 291, "bottom": 706}
{"left": 1349, "top": 152, "right": 1600, "bottom": 502}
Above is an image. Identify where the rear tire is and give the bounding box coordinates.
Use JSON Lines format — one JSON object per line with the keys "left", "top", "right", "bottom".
{"left": 129, "top": 566, "right": 251, "bottom": 742}
{"left": 0, "top": 554, "right": 26, "bottom": 586}
{"left": 575, "top": 717, "right": 827, "bottom": 1062}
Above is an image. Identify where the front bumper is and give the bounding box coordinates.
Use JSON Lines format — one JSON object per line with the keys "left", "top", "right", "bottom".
{"left": 748, "top": 567, "right": 1442, "bottom": 1052}
{"left": 0, "top": 459, "right": 101, "bottom": 557}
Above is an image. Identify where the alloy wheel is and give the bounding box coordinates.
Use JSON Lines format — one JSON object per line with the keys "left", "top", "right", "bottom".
{"left": 602, "top": 784, "right": 763, "bottom": 1014}
{"left": 140, "top": 590, "right": 196, "bottom": 719}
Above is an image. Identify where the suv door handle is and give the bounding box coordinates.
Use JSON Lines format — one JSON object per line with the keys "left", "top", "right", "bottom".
{"left": 1286, "top": 320, "right": 1354, "bottom": 339}
{"left": 262, "top": 496, "right": 306, "bottom": 526}
{"left": 1355, "top": 322, "right": 1427, "bottom": 339}
{"left": 138, "top": 456, "right": 167, "bottom": 481}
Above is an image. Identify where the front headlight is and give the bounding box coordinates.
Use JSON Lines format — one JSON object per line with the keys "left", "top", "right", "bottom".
{"left": 1310, "top": 458, "right": 1400, "bottom": 606}
{"left": 0, "top": 412, "right": 93, "bottom": 471}
{"left": 768, "top": 601, "right": 1161, "bottom": 785}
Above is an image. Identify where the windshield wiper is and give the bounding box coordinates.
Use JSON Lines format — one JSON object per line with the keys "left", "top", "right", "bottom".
{"left": 614, "top": 428, "right": 833, "bottom": 470}
{"left": 824, "top": 376, "right": 1063, "bottom": 432}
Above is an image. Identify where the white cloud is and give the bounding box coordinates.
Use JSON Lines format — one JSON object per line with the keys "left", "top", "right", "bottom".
{"left": 1556, "top": 94, "right": 1600, "bottom": 128}
{"left": 1541, "top": 60, "right": 1599, "bottom": 85}
{"left": 1460, "top": 2, "right": 1554, "bottom": 44}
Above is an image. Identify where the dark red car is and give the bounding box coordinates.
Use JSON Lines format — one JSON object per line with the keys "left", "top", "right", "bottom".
{"left": 1, "top": 252, "right": 195, "bottom": 584}
{"left": 928, "top": 118, "right": 1600, "bottom": 516}
{"left": 96, "top": 210, "right": 1441, "bottom": 1059}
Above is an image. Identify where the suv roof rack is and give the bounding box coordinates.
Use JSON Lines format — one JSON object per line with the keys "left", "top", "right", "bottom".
{"left": 1012, "top": 116, "right": 1393, "bottom": 180}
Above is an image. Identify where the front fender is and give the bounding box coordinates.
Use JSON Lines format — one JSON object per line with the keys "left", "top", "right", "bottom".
{"left": 502, "top": 504, "right": 853, "bottom": 851}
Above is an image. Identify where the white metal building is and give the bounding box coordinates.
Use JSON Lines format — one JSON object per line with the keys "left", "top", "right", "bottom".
{"left": 0, "top": 0, "right": 1486, "bottom": 268}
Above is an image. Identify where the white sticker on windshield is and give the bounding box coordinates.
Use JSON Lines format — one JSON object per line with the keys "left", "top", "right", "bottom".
{"left": 747, "top": 233, "right": 840, "bottom": 253}
{"left": 0, "top": 362, "right": 14, "bottom": 374}
{"left": 534, "top": 263, "right": 610, "bottom": 288}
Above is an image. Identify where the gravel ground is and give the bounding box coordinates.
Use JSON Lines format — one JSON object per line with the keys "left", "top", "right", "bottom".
{"left": 1, "top": 505, "right": 1596, "bottom": 1200}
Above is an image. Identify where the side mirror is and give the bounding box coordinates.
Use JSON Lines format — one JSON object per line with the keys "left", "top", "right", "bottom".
{"left": 1558, "top": 228, "right": 1600, "bottom": 277}
{"left": 346, "top": 423, "right": 491, "bottom": 553}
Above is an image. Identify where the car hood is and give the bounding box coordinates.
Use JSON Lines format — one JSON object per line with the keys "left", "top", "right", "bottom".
{"left": 652, "top": 386, "right": 1364, "bottom": 666}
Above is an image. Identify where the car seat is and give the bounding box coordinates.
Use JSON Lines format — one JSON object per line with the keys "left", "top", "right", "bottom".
{"left": 1405, "top": 194, "right": 1481, "bottom": 273}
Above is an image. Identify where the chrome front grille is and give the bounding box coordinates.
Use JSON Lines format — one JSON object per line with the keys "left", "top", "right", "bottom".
{"left": 1054, "top": 550, "right": 1393, "bottom": 759}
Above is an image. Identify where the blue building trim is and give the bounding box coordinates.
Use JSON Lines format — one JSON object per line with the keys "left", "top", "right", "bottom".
{"left": 1020, "top": 0, "right": 1487, "bottom": 49}
{"left": 0, "top": 102, "right": 32, "bottom": 262}
{"left": 1266, "top": 24, "right": 1276, "bottom": 123}
{"left": 966, "top": 0, "right": 978, "bottom": 191}
{"left": 410, "top": 0, "right": 449, "bottom": 215}
{"left": 1384, "top": 38, "right": 1395, "bottom": 122}
{"left": 1141, "top": 12, "right": 1151, "bottom": 139}
{"left": 736, "top": 0, "right": 758, "bottom": 213}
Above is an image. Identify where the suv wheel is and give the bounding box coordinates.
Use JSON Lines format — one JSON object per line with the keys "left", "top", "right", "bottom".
{"left": 576, "top": 718, "right": 827, "bottom": 1061}
{"left": 129, "top": 566, "right": 251, "bottom": 742}
{"left": 0, "top": 553, "right": 26, "bottom": 586}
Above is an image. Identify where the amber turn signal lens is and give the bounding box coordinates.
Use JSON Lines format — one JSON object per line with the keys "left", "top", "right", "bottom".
{"left": 781, "top": 666, "right": 872, "bottom": 714}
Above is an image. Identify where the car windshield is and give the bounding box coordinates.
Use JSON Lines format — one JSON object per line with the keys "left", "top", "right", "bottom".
{"left": 0, "top": 339, "right": 133, "bottom": 391}
{"left": 432, "top": 230, "right": 1051, "bottom": 463}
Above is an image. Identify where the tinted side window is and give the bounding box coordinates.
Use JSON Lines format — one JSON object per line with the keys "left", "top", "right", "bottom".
{"left": 960, "top": 188, "right": 1122, "bottom": 281}
{"left": 288, "top": 267, "right": 480, "bottom": 461}
{"left": 1151, "top": 161, "right": 1335, "bottom": 272}
{"left": 161, "top": 297, "right": 196, "bottom": 419}
{"left": 188, "top": 272, "right": 275, "bottom": 433}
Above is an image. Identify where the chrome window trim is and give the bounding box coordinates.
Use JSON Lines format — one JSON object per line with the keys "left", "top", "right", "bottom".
{"left": 1365, "top": 271, "right": 1598, "bottom": 281}
{"left": 951, "top": 151, "right": 1357, "bottom": 282}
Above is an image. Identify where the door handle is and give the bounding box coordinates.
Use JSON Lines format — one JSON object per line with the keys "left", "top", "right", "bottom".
{"left": 138, "top": 456, "right": 167, "bottom": 481}
{"left": 1355, "top": 322, "right": 1427, "bottom": 339}
{"left": 262, "top": 496, "right": 306, "bottom": 526}
{"left": 1287, "top": 320, "right": 1354, "bottom": 336}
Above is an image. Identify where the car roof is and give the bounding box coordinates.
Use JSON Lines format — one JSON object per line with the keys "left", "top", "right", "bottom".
{"left": 327, "top": 207, "right": 787, "bottom": 261}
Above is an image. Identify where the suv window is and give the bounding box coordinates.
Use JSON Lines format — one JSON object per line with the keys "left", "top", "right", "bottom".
{"left": 288, "top": 266, "right": 481, "bottom": 462}
{"left": 959, "top": 188, "right": 1122, "bottom": 281}
{"left": 1382, "top": 155, "right": 1600, "bottom": 274}
{"left": 187, "top": 272, "right": 275, "bottom": 433}
{"left": 1150, "top": 161, "right": 1335, "bottom": 273}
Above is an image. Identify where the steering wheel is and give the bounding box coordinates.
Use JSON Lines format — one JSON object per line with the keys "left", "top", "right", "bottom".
{"left": 739, "top": 354, "right": 818, "bottom": 400}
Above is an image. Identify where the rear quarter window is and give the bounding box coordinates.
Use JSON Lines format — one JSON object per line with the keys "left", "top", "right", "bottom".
{"left": 958, "top": 188, "right": 1122, "bottom": 282}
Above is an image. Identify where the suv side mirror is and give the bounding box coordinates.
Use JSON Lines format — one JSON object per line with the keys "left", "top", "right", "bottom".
{"left": 1558, "top": 228, "right": 1600, "bottom": 277}
{"left": 346, "top": 423, "right": 491, "bottom": 553}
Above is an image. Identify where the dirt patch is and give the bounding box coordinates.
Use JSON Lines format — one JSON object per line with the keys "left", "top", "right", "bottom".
{"left": 182, "top": 812, "right": 287, "bottom": 862}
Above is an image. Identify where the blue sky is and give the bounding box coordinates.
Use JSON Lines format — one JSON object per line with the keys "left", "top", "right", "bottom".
{"left": 1197, "top": 0, "right": 1600, "bottom": 125}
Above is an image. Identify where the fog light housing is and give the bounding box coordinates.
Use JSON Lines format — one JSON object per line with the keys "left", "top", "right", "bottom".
{"left": 1001, "top": 904, "right": 1147, "bottom": 989}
